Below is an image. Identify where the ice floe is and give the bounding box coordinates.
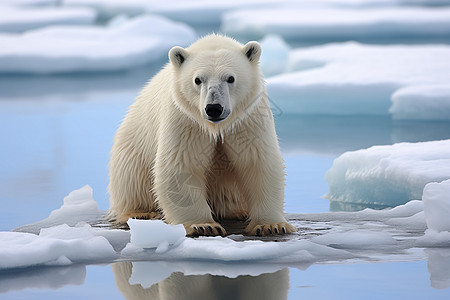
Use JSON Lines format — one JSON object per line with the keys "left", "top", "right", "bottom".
{"left": 0, "top": 14, "right": 196, "bottom": 74}
{"left": 266, "top": 41, "right": 450, "bottom": 119}
{"left": 0, "top": 5, "right": 97, "bottom": 33}
{"left": 222, "top": 7, "right": 450, "bottom": 41}
{"left": 390, "top": 85, "right": 450, "bottom": 120}
{"left": 0, "top": 225, "right": 117, "bottom": 269}
{"left": 325, "top": 140, "right": 450, "bottom": 208}
{"left": 1, "top": 180, "right": 449, "bottom": 271}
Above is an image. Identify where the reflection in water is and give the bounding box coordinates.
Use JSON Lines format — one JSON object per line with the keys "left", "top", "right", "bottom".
{"left": 0, "top": 265, "right": 85, "bottom": 293}
{"left": 426, "top": 249, "right": 450, "bottom": 290}
{"left": 112, "top": 262, "right": 289, "bottom": 300}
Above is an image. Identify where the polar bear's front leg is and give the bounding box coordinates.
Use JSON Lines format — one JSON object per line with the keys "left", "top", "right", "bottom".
{"left": 153, "top": 149, "right": 226, "bottom": 237}
{"left": 234, "top": 146, "right": 296, "bottom": 236}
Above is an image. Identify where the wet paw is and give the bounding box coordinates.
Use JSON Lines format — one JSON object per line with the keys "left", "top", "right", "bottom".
{"left": 246, "top": 222, "right": 297, "bottom": 236}
{"left": 185, "top": 222, "right": 227, "bottom": 237}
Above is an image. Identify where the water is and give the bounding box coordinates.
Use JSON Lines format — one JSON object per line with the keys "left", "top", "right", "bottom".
{"left": 2, "top": 60, "right": 450, "bottom": 298}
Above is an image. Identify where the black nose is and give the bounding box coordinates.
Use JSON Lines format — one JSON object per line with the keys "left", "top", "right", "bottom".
{"left": 205, "top": 104, "right": 223, "bottom": 119}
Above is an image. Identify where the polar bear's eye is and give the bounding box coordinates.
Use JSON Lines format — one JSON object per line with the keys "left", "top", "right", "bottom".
{"left": 227, "top": 76, "right": 235, "bottom": 84}
{"left": 194, "top": 77, "right": 202, "bottom": 85}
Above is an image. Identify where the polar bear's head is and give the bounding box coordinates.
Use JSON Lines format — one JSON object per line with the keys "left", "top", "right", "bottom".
{"left": 168, "top": 35, "right": 262, "bottom": 130}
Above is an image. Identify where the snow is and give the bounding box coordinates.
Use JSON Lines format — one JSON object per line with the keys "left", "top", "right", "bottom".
{"left": 266, "top": 42, "right": 450, "bottom": 119}
{"left": 222, "top": 7, "right": 450, "bottom": 40}
{"left": 325, "top": 140, "right": 450, "bottom": 207}
{"left": 0, "top": 14, "right": 196, "bottom": 74}
{"left": 127, "top": 219, "right": 185, "bottom": 250}
{"left": 0, "top": 5, "right": 97, "bottom": 33}
{"left": 390, "top": 85, "right": 450, "bottom": 120}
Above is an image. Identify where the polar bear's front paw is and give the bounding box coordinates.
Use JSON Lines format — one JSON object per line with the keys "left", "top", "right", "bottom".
{"left": 246, "top": 222, "right": 297, "bottom": 236}
{"left": 185, "top": 222, "right": 227, "bottom": 237}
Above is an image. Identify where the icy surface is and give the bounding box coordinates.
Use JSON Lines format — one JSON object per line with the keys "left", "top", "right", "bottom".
{"left": 325, "top": 140, "right": 450, "bottom": 207}
{"left": 14, "top": 185, "right": 104, "bottom": 234}
{"left": 0, "top": 225, "right": 117, "bottom": 269}
{"left": 0, "top": 5, "right": 97, "bottom": 32}
{"left": 127, "top": 219, "right": 185, "bottom": 250}
{"left": 2, "top": 179, "right": 450, "bottom": 270}
{"left": 390, "top": 85, "right": 450, "bottom": 120}
{"left": 267, "top": 42, "right": 450, "bottom": 118}
{"left": 423, "top": 179, "right": 450, "bottom": 232}
{"left": 0, "top": 14, "right": 196, "bottom": 74}
{"left": 223, "top": 7, "right": 450, "bottom": 40}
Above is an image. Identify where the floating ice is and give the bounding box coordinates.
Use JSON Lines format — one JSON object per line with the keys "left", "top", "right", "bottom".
{"left": 222, "top": 7, "right": 450, "bottom": 40}
{"left": 259, "top": 34, "right": 290, "bottom": 77}
{"left": 0, "top": 224, "right": 117, "bottom": 270}
{"left": 0, "top": 5, "right": 97, "bottom": 33}
{"left": 127, "top": 219, "right": 185, "bottom": 250}
{"left": 267, "top": 42, "right": 450, "bottom": 118}
{"left": 0, "top": 14, "right": 196, "bottom": 74}
{"left": 325, "top": 140, "right": 450, "bottom": 207}
{"left": 423, "top": 179, "right": 450, "bottom": 232}
{"left": 3, "top": 179, "right": 450, "bottom": 271}
{"left": 14, "top": 185, "right": 104, "bottom": 234}
{"left": 390, "top": 85, "right": 450, "bottom": 120}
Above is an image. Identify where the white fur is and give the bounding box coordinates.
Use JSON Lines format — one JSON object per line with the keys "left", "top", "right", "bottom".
{"left": 108, "top": 34, "right": 295, "bottom": 235}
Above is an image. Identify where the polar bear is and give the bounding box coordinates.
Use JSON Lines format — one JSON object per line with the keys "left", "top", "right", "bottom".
{"left": 108, "top": 34, "right": 296, "bottom": 237}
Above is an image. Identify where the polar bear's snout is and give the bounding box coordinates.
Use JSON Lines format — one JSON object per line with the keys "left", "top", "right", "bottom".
{"left": 205, "top": 104, "right": 223, "bottom": 119}
{"left": 203, "top": 83, "right": 231, "bottom": 123}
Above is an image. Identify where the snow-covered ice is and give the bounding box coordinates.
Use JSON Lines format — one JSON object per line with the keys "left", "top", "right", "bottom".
{"left": 0, "top": 225, "right": 117, "bottom": 269}
{"left": 14, "top": 185, "right": 104, "bottom": 234}
{"left": 0, "top": 14, "right": 196, "bottom": 74}
{"left": 222, "top": 7, "right": 450, "bottom": 40}
{"left": 325, "top": 140, "right": 450, "bottom": 207}
{"left": 266, "top": 41, "right": 450, "bottom": 119}
{"left": 390, "top": 85, "right": 450, "bottom": 120}
{"left": 0, "top": 5, "right": 97, "bottom": 33}
{"left": 2, "top": 181, "right": 449, "bottom": 271}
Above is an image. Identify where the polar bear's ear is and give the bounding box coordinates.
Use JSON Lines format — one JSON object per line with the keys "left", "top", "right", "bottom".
{"left": 242, "top": 41, "right": 261, "bottom": 64}
{"left": 169, "top": 46, "right": 189, "bottom": 68}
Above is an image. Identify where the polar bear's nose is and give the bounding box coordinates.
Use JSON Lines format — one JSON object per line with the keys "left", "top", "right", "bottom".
{"left": 205, "top": 104, "right": 223, "bottom": 119}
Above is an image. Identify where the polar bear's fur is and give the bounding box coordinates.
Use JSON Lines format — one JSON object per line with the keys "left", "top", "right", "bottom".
{"left": 108, "top": 34, "right": 296, "bottom": 236}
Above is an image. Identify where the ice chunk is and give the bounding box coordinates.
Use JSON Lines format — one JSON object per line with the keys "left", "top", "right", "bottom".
{"left": 0, "top": 225, "right": 117, "bottom": 270}
{"left": 0, "top": 5, "right": 97, "bottom": 33}
{"left": 14, "top": 185, "right": 104, "bottom": 233}
{"left": 267, "top": 42, "right": 450, "bottom": 116}
{"left": 259, "top": 35, "right": 290, "bottom": 77}
{"left": 127, "top": 219, "right": 186, "bottom": 249}
{"left": 390, "top": 85, "right": 450, "bottom": 120}
{"left": 0, "top": 14, "right": 196, "bottom": 74}
{"left": 222, "top": 7, "right": 450, "bottom": 40}
{"left": 423, "top": 179, "right": 450, "bottom": 232}
{"left": 325, "top": 140, "right": 450, "bottom": 207}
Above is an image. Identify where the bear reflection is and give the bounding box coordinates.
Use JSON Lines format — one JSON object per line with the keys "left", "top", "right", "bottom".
{"left": 112, "top": 262, "right": 289, "bottom": 300}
